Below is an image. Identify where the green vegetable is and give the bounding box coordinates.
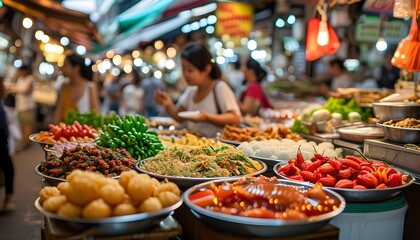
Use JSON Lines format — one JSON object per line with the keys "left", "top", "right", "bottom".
{"left": 95, "top": 114, "right": 164, "bottom": 160}
{"left": 64, "top": 110, "right": 119, "bottom": 129}
{"left": 323, "top": 97, "right": 373, "bottom": 121}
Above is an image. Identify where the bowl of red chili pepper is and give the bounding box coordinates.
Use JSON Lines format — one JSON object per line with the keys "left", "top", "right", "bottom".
{"left": 183, "top": 176, "right": 346, "bottom": 238}
{"left": 273, "top": 153, "right": 415, "bottom": 202}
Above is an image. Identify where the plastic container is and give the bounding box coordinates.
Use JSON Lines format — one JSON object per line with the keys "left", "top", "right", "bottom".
{"left": 330, "top": 195, "right": 408, "bottom": 240}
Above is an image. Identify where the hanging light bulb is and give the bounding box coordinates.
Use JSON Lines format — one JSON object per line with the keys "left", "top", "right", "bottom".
{"left": 317, "top": 21, "right": 329, "bottom": 46}
{"left": 376, "top": 36, "right": 387, "bottom": 51}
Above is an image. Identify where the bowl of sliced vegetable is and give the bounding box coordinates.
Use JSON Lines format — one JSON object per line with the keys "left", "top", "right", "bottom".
{"left": 135, "top": 145, "right": 267, "bottom": 190}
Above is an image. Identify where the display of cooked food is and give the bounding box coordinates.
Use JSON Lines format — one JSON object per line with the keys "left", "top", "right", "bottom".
{"left": 187, "top": 176, "right": 341, "bottom": 219}
{"left": 32, "top": 121, "right": 98, "bottom": 144}
{"left": 383, "top": 118, "right": 420, "bottom": 128}
{"left": 238, "top": 139, "right": 342, "bottom": 160}
{"left": 160, "top": 133, "right": 226, "bottom": 147}
{"left": 138, "top": 145, "right": 263, "bottom": 178}
{"left": 276, "top": 153, "right": 409, "bottom": 189}
{"left": 38, "top": 170, "right": 181, "bottom": 218}
{"left": 39, "top": 145, "right": 137, "bottom": 178}
{"left": 221, "top": 125, "right": 301, "bottom": 142}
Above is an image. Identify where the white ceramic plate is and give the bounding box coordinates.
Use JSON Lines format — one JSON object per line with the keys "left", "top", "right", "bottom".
{"left": 178, "top": 111, "right": 200, "bottom": 118}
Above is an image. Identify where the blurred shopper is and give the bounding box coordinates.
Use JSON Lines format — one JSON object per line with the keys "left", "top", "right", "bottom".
{"left": 9, "top": 65, "right": 36, "bottom": 151}
{"left": 54, "top": 53, "right": 100, "bottom": 123}
{"left": 355, "top": 61, "right": 379, "bottom": 89}
{"left": 119, "top": 71, "right": 144, "bottom": 117}
{"left": 328, "top": 58, "right": 354, "bottom": 91}
{"left": 155, "top": 42, "right": 240, "bottom": 137}
{"left": 0, "top": 76, "right": 15, "bottom": 212}
{"left": 142, "top": 73, "right": 165, "bottom": 117}
{"left": 379, "top": 52, "right": 400, "bottom": 89}
{"left": 227, "top": 61, "right": 244, "bottom": 97}
{"left": 104, "top": 73, "right": 122, "bottom": 115}
{"left": 237, "top": 57, "right": 273, "bottom": 116}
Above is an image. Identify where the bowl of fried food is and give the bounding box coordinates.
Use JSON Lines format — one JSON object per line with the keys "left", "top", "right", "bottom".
{"left": 35, "top": 170, "right": 183, "bottom": 237}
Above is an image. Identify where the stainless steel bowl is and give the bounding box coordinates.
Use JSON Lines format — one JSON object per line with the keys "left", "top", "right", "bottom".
{"left": 337, "top": 125, "right": 384, "bottom": 143}
{"left": 273, "top": 162, "right": 415, "bottom": 202}
{"left": 135, "top": 158, "right": 267, "bottom": 190}
{"left": 376, "top": 120, "right": 420, "bottom": 144}
{"left": 29, "top": 133, "right": 55, "bottom": 148}
{"left": 248, "top": 155, "right": 288, "bottom": 173}
{"left": 372, "top": 102, "right": 420, "bottom": 121}
{"left": 183, "top": 178, "right": 346, "bottom": 238}
{"left": 34, "top": 197, "right": 182, "bottom": 237}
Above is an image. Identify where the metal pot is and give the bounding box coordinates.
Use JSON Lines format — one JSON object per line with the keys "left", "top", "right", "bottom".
{"left": 372, "top": 102, "right": 420, "bottom": 121}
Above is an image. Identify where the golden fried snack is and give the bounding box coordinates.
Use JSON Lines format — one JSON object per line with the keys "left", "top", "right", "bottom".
{"left": 113, "top": 203, "right": 137, "bottom": 216}
{"left": 118, "top": 170, "right": 139, "bottom": 191}
{"left": 57, "top": 182, "right": 70, "bottom": 195}
{"left": 100, "top": 184, "right": 125, "bottom": 206}
{"left": 65, "top": 177, "right": 100, "bottom": 206}
{"left": 57, "top": 202, "right": 82, "bottom": 218}
{"left": 83, "top": 199, "right": 112, "bottom": 219}
{"left": 39, "top": 186, "right": 60, "bottom": 204}
{"left": 154, "top": 182, "right": 180, "bottom": 197}
{"left": 42, "top": 195, "right": 67, "bottom": 213}
{"left": 127, "top": 175, "right": 156, "bottom": 202}
{"left": 157, "top": 192, "right": 179, "bottom": 208}
{"left": 138, "top": 197, "right": 162, "bottom": 213}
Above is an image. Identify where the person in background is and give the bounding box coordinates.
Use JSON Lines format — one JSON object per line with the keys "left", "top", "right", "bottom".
{"left": 155, "top": 42, "right": 241, "bottom": 137}
{"left": 227, "top": 60, "right": 244, "bottom": 97}
{"left": 328, "top": 58, "right": 354, "bottom": 91}
{"left": 104, "top": 73, "right": 122, "bottom": 115}
{"left": 355, "top": 61, "right": 379, "bottom": 89}
{"left": 379, "top": 52, "right": 400, "bottom": 89}
{"left": 237, "top": 57, "right": 273, "bottom": 116}
{"left": 54, "top": 53, "right": 100, "bottom": 123}
{"left": 142, "top": 73, "right": 165, "bottom": 117}
{"left": 119, "top": 71, "right": 144, "bottom": 117}
{"left": 0, "top": 76, "right": 15, "bottom": 212}
{"left": 8, "top": 65, "right": 36, "bottom": 151}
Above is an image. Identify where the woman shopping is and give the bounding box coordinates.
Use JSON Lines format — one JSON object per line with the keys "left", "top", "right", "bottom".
{"left": 155, "top": 42, "right": 241, "bottom": 137}
{"left": 54, "top": 53, "right": 100, "bottom": 123}
{"left": 237, "top": 57, "right": 273, "bottom": 116}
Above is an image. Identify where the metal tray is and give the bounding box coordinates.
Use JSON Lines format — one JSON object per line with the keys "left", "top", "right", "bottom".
{"left": 337, "top": 125, "right": 384, "bottom": 143}
{"left": 248, "top": 155, "right": 288, "bottom": 172}
{"left": 29, "top": 133, "right": 55, "bottom": 148}
{"left": 135, "top": 158, "right": 267, "bottom": 190}
{"left": 35, "top": 197, "right": 183, "bottom": 237}
{"left": 218, "top": 138, "right": 242, "bottom": 146}
{"left": 377, "top": 120, "right": 420, "bottom": 144}
{"left": 183, "top": 178, "right": 346, "bottom": 238}
{"left": 273, "top": 162, "right": 415, "bottom": 202}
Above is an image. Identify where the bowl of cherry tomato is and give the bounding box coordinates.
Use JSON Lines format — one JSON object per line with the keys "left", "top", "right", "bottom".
{"left": 183, "top": 176, "right": 346, "bottom": 238}
{"left": 273, "top": 153, "right": 415, "bottom": 202}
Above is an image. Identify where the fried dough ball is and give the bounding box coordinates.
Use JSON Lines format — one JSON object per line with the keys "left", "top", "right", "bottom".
{"left": 154, "top": 182, "right": 180, "bottom": 197}
{"left": 122, "top": 194, "right": 140, "bottom": 207}
{"left": 65, "top": 177, "right": 100, "bottom": 206}
{"left": 100, "top": 184, "right": 125, "bottom": 206}
{"left": 94, "top": 176, "right": 119, "bottom": 187}
{"left": 157, "top": 191, "right": 179, "bottom": 208}
{"left": 127, "top": 175, "right": 155, "bottom": 202}
{"left": 65, "top": 169, "right": 84, "bottom": 183}
{"left": 113, "top": 203, "right": 137, "bottom": 216}
{"left": 138, "top": 197, "right": 162, "bottom": 213}
{"left": 57, "top": 182, "right": 70, "bottom": 195}
{"left": 57, "top": 202, "right": 82, "bottom": 218}
{"left": 43, "top": 195, "right": 67, "bottom": 213}
{"left": 118, "top": 171, "right": 139, "bottom": 191}
{"left": 83, "top": 199, "right": 112, "bottom": 219}
{"left": 39, "top": 186, "right": 60, "bottom": 204}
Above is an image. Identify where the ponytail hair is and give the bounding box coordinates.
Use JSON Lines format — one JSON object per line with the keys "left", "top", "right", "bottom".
{"left": 246, "top": 57, "right": 267, "bottom": 82}
{"left": 181, "top": 42, "right": 221, "bottom": 80}
{"left": 66, "top": 53, "right": 93, "bottom": 81}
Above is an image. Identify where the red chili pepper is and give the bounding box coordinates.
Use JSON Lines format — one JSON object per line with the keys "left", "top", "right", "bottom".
{"left": 53, "top": 128, "right": 63, "bottom": 140}
{"left": 300, "top": 161, "right": 310, "bottom": 171}
{"left": 335, "top": 179, "right": 355, "bottom": 188}
{"left": 318, "top": 175, "right": 337, "bottom": 187}
{"left": 345, "top": 156, "right": 365, "bottom": 164}
{"left": 312, "top": 153, "right": 324, "bottom": 161}
{"left": 296, "top": 146, "right": 304, "bottom": 167}
{"left": 327, "top": 158, "right": 342, "bottom": 171}
{"left": 305, "top": 160, "right": 322, "bottom": 172}
{"left": 341, "top": 159, "right": 361, "bottom": 170}
{"left": 289, "top": 175, "right": 304, "bottom": 181}
{"left": 278, "top": 164, "right": 292, "bottom": 176}
{"left": 360, "top": 165, "right": 374, "bottom": 173}
{"left": 338, "top": 168, "right": 353, "bottom": 179}
{"left": 387, "top": 173, "right": 403, "bottom": 187}
{"left": 356, "top": 172, "right": 378, "bottom": 188}
{"left": 319, "top": 163, "right": 335, "bottom": 175}
{"left": 386, "top": 168, "right": 398, "bottom": 177}
{"left": 301, "top": 171, "right": 316, "bottom": 183}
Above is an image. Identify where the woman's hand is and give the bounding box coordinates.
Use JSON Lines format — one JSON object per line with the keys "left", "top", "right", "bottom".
{"left": 180, "top": 110, "right": 207, "bottom": 122}
{"left": 155, "top": 89, "right": 172, "bottom": 107}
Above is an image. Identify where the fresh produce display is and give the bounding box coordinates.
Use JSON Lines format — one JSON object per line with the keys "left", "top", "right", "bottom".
{"left": 33, "top": 121, "right": 98, "bottom": 144}
{"left": 188, "top": 176, "right": 341, "bottom": 219}
{"left": 64, "top": 110, "right": 118, "bottom": 129}
{"left": 138, "top": 145, "right": 263, "bottom": 178}
{"left": 321, "top": 97, "right": 373, "bottom": 121}
{"left": 221, "top": 125, "right": 302, "bottom": 142}
{"left": 277, "top": 151, "right": 409, "bottom": 189}
{"left": 39, "top": 145, "right": 137, "bottom": 178}
{"left": 96, "top": 115, "right": 164, "bottom": 160}
{"left": 38, "top": 170, "right": 181, "bottom": 218}
{"left": 160, "top": 133, "right": 226, "bottom": 147}
{"left": 238, "top": 139, "right": 342, "bottom": 160}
